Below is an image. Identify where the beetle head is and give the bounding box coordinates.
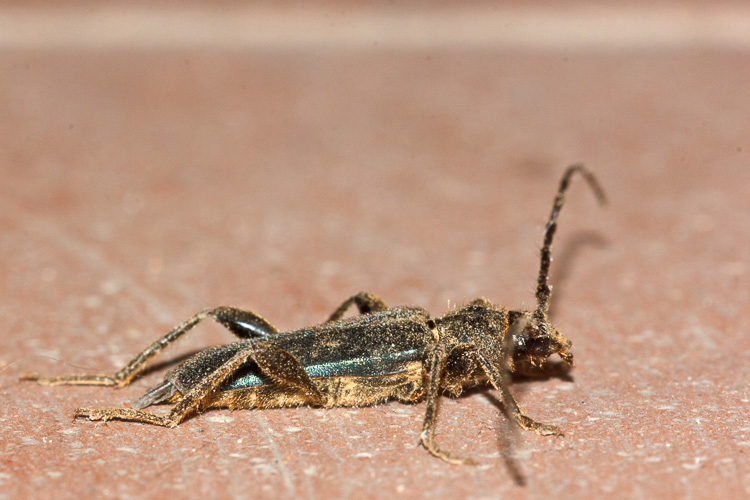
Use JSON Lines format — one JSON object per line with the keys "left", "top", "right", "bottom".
{"left": 509, "top": 311, "right": 573, "bottom": 373}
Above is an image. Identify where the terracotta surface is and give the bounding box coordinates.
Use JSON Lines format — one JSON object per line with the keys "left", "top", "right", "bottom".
{"left": 1, "top": 4, "right": 749, "bottom": 500}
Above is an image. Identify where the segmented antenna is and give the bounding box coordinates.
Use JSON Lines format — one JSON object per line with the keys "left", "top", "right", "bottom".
{"left": 535, "top": 165, "right": 606, "bottom": 320}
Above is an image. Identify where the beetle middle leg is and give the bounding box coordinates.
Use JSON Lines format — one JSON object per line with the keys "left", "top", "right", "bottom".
{"left": 23, "top": 306, "right": 279, "bottom": 388}
{"left": 77, "top": 341, "right": 326, "bottom": 426}
{"left": 326, "top": 291, "right": 389, "bottom": 322}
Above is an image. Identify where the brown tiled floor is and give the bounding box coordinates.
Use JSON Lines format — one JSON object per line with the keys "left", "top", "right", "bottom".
{"left": 1, "top": 4, "right": 749, "bottom": 499}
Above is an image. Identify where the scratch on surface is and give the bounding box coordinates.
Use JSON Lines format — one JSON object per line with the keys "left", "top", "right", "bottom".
{"left": 279, "top": 412, "right": 316, "bottom": 500}
{"left": 213, "top": 425, "right": 238, "bottom": 498}
{"left": 328, "top": 410, "right": 357, "bottom": 499}
{"left": 253, "top": 412, "right": 297, "bottom": 499}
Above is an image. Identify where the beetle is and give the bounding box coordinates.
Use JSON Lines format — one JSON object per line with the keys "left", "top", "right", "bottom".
{"left": 24, "top": 164, "right": 605, "bottom": 464}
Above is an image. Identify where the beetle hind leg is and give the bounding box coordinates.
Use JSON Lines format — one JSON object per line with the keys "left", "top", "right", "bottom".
{"left": 76, "top": 340, "right": 327, "bottom": 426}
{"left": 21, "top": 372, "right": 119, "bottom": 387}
{"left": 76, "top": 343, "right": 259, "bottom": 426}
{"left": 22, "top": 306, "right": 280, "bottom": 388}
{"left": 75, "top": 407, "right": 174, "bottom": 426}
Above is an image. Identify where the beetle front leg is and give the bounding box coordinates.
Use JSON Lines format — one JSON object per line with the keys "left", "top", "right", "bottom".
{"left": 419, "top": 344, "right": 477, "bottom": 465}
{"left": 326, "top": 291, "right": 389, "bottom": 323}
{"left": 23, "top": 306, "right": 279, "bottom": 388}
{"left": 476, "top": 352, "right": 563, "bottom": 436}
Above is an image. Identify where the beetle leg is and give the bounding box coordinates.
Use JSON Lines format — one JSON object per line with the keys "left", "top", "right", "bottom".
{"left": 76, "top": 343, "right": 260, "bottom": 426}
{"left": 442, "top": 344, "right": 481, "bottom": 396}
{"left": 23, "top": 306, "right": 279, "bottom": 388}
{"left": 209, "top": 306, "right": 279, "bottom": 339}
{"left": 420, "top": 343, "right": 477, "bottom": 465}
{"left": 76, "top": 341, "right": 326, "bottom": 426}
{"left": 326, "top": 291, "right": 389, "bottom": 322}
{"left": 244, "top": 343, "right": 326, "bottom": 405}
{"left": 476, "top": 352, "right": 563, "bottom": 436}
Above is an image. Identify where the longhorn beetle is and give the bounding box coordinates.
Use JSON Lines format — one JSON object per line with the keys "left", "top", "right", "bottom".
{"left": 24, "top": 164, "right": 605, "bottom": 465}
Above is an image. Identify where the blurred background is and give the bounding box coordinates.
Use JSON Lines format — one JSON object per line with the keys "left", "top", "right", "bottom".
{"left": 1, "top": 2, "right": 749, "bottom": 499}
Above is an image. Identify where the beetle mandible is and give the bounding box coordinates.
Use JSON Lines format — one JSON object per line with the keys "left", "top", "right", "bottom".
{"left": 24, "top": 164, "right": 605, "bottom": 465}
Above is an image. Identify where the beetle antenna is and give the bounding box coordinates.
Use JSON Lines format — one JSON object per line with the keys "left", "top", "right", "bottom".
{"left": 534, "top": 165, "right": 606, "bottom": 324}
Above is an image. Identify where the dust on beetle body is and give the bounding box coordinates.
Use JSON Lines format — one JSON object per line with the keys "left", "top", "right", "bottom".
{"left": 24, "top": 165, "right": 605, "bottom": 465}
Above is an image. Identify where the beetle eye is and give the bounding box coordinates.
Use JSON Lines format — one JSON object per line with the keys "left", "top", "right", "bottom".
{"left": 513, "top": 330, "right": 527, "bottom": 350}
{"left": 525, "top": 333, "right": 549, "bottom": 357}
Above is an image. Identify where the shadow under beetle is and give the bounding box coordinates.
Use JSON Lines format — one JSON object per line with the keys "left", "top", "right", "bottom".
{"left": 24, "top": 164, "right": 605, "bottom": 465}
